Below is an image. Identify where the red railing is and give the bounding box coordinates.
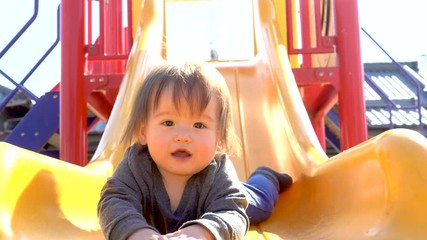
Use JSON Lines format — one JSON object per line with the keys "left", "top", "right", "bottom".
{"left": 286, "top": 0, "right": 367, "bottom": 150}
{"left": 60, "top": 0, "right": 132, "bottom": 165}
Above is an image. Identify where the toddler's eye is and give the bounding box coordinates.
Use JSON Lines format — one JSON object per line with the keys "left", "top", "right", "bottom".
{"left": 162, "top": 120, "right": 174, "bottom": 126}
{"left": 194, "top": 122, "right": 206, "bottom": 129}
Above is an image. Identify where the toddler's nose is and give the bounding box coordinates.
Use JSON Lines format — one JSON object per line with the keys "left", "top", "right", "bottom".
{"left": 174, "top": 135, "right": 191, "bottom": 143}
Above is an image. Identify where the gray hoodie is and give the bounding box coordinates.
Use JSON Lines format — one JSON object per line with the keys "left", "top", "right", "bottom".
{"left": 98, "top": 144, "right": 249, "bottom": 240}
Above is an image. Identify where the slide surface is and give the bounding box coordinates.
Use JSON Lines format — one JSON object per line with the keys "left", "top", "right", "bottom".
{"left": 1, "top": 0, "right": 427, "bottom": 239}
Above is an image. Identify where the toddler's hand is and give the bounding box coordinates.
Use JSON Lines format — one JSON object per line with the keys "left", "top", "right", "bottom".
{"left": 128, "top": 228, "right": 162, "bottom": 240}
{"left": 163, "top": 224, "right": 214, "bottom": 240}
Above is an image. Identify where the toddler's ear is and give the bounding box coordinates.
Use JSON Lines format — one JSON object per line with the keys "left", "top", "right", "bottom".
{"left": 216, "top": 139, "right": 225, "bottom": 152}
{"left": 138, "top": 124, "right": 147, "bottom": 145}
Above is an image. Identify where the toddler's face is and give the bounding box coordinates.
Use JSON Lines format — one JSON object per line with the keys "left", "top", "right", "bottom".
{"left": 139, "top": 87, "right": 219, "bottom": 181}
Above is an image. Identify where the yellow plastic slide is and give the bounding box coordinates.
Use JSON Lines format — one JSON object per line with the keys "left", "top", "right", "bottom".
{"left": 1, "top": 0, "right": 427, "bottom": 239}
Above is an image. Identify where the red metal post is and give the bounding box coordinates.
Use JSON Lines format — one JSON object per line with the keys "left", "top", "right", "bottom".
{"left": 299, "top": 0, "right": 312, "bottom": 67}
{"left": 61, "top": 0, "right": 87, "bottom": 165}
{"left": 312, "top": 89, "right": 338, "bottom": 150}
{"left": 334, "top": 0, "right": 367, "bottom": 150}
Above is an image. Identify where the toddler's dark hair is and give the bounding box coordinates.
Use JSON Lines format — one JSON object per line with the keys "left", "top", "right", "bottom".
{"left": 121, "top": 62, "right": 240, "bottom": 155}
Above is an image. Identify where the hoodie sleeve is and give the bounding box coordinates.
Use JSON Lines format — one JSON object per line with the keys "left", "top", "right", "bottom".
{"left": 97, "top": 145, "right": 157, "bottom": 240}
{"left": 180, "top": 155, "right": 249, "bottom": 240}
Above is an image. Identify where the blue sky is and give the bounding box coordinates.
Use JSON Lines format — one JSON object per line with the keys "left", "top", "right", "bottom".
{"left": 166, "top": 0, "right": 253, "bottom": 61}
{"left": 0, "top": 0, "right": 426, "bottom": 97}
{"left": 0, "top": 0, "right": 60, "bottom": 97}
{"left": 359, "top": 0, "right": 427, "bottom": 63}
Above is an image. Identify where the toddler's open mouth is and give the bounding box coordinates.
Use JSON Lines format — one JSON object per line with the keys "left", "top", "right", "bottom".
{"left": 172, "top": 150, "right": 191, "bottom": 158}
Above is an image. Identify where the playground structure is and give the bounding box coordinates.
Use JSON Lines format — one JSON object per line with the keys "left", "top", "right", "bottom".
{"left": 1, "top": 0, "right": 427, "bottom": 239}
